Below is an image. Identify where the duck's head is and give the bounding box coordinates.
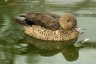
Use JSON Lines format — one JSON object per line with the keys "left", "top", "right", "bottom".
{"left": 59, "top": 13, "right": 83, "bottom": 34}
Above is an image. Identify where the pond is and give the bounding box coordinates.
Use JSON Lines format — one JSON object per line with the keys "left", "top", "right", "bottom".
{"left": 0, "top": 0, "right": 96, "bottom": 64}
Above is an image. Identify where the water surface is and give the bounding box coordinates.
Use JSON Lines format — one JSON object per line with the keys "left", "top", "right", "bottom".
{"left": 0, "top": 0, "right": 96, "bottom": 64}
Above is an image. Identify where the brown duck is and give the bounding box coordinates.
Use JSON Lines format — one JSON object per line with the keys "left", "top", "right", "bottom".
{"left": 15, "top": 13, "right": 83, "bottom": 41}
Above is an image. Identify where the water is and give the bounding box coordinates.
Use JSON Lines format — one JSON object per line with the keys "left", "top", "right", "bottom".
{"left": 0, "top": 0, "right": 96, "bottom": 64}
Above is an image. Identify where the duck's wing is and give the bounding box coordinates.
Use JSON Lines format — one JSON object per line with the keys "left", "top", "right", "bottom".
{"left": 23, "top": 13, "right": 61, "bottom": 30}
{"left": 46, "top": 13, "right": 60, "bottom": 18}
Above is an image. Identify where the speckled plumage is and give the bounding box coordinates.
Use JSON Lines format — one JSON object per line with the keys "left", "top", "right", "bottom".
{"left": 24, "top": 25, "right": 79, "bottom": 41}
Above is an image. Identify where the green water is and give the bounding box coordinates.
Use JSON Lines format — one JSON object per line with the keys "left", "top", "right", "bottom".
{"left": 0, "top": 0, "right": 96, "bottom": 64}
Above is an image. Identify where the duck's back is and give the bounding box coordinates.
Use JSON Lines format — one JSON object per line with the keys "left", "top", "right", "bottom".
{"left": 24, "top": 13, "right": 61, "bottom": 30}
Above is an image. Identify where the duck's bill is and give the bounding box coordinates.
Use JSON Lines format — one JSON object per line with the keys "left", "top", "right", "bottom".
{"left": 75, "top": 27, "right": 84, "bottom": 34}
{"left": 15, "top": 16, "right": 27, "bottom": 26}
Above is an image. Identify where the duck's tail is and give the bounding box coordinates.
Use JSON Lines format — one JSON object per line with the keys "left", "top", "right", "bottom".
{"left": 15, "top": 14, "right": 35, "bottom": 26}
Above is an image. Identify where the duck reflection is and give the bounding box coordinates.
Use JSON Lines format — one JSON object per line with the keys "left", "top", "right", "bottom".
{"left": 19, "top": 35, "right": 79, "bottom": 61}
{"left": 27, "top": 44, "right": 78, "bottom": 61}
{"left": 62, "top": 45, "right": 78, "bottom": 61}
{"left": 27, "top": 45, "right": 61, "bottom": 57}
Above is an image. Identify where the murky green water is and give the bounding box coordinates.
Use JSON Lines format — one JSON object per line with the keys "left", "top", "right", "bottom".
{"left": 0, "top": 0, "right": 96, "bottom": 64}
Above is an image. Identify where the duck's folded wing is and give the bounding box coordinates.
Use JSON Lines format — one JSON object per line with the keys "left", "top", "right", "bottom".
{"left": 24, "top": 13, "right": 61, "bottom": 30}
{"left": 46, "top": 13, "right": 60, "bottom": 18}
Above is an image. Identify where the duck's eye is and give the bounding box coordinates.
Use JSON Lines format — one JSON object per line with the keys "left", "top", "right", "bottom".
{"left": 67, "top": 20, "right": 70, "bottom": 22}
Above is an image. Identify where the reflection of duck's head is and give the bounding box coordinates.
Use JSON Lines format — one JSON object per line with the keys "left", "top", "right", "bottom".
{"left": 59, "top": 13, "right": 77, "bottom": 31}
{"left": 62, "top": 45, "right": 79, "bottom": 61}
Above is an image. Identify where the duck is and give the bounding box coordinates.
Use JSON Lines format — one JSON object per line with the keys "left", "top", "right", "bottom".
{"left": 15, "top": 13, "right": 83, "bottom": 41}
